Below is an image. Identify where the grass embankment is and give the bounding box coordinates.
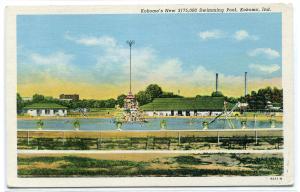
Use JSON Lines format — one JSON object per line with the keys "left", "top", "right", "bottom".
{"left": 18, "top": 153, "right": 283, "bottom": 177}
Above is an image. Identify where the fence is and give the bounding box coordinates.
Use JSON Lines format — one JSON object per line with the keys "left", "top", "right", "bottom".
{"left": 17, "top": 129, "right": 283, "bottom": 150}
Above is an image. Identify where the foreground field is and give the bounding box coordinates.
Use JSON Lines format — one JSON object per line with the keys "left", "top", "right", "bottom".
{"left": 18, "top": 153, "right": 283, "bottom": 177}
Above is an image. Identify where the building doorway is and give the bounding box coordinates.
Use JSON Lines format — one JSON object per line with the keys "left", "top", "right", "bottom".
{"left": 171, "top": 110, "right": 174, "bottom": 116}
{"left": 178, "top": 110, "right": 183, "bottom": 116}
{"left": 194, "top": 110, "right": 198, "bottom": 116}
{"left": 186, "top": 111, "right": 190, "bottom": 116}
{"left": 37, "top": 109, "right": 42, "bottom": 116}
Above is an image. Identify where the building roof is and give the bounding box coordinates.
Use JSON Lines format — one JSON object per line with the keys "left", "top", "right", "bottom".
{"left": 140, "top": 97, "right": 231, "bottom": 111}
{"left": 24, "top": 103, "right": 68, "bottom": 109}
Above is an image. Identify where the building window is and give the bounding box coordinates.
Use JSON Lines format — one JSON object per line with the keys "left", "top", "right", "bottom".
{"left": 45, "top": 109, "right": 50, "bottom": 114}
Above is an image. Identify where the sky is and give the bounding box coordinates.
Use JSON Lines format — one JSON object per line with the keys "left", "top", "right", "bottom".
{"left": 17, "top": 13, "right": 282, "bottom": 99}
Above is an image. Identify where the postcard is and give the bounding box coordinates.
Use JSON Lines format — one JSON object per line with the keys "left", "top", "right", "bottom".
{"left": 6, "top": 4, "right": 293, "bottom": 187}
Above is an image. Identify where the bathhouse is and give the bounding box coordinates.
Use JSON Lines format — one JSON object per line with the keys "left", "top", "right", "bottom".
{"left": 24, "top": 103, "right": 68, "bottom": 117}
{"left": 140, "top": 97, "right": 229, "bottom": 117}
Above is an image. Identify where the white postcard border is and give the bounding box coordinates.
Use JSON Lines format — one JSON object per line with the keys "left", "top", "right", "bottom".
{"left": 5, "top": 4, "right": 294, "bottom": 187}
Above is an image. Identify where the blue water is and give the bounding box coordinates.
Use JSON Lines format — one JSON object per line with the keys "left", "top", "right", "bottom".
{"left": 17, "top": 118, "right": 282, "bottom": 131}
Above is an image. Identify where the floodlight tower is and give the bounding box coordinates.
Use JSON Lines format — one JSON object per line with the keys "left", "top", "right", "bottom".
{"left": 216, "top": 73, "right": 219, "bottom": 93}
{"left": 126, "top": 40, "right": 135, "bottom": 94}
{"left": 244, "top": 72, "right": 248, "bottom": 96}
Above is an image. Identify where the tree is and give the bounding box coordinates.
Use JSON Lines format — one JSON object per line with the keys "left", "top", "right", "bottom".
{"left": 135, "top": 91, "right": 152, "bottom": 105}
{"left": 211, "top": 91, "right": 224, "bottom": 97}
{"left": 161, "top": 92, "right": 183, "bottom": 98}
{"left": 238, "top": 87, "right": 283, "bottom": 110}
{"left": 145, "top": 84, "right": 163, "bottom": 100}
{"left": 17, "top": 93, "right": 23, "bottom": 113}
{"left": 104, "top": 98, "right": 117, "bottom": 108}
{"left": 225, "top": 96, "right": 238, "bottom": 103}
{"left": 32, "top": 94, "right": 45, "bottom": 103}
{"left": 116, "top": 94, "right": 127, "bottom": 107}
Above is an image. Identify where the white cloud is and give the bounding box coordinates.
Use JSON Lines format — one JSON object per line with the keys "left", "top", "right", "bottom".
{"left": 248, "top": 48, "right": 280, "bottom": 59}
{"left": 234, "top": 30, "right": 258, "bottom": 41}
{"left": 249, "top": 64, "right": 280, "bottom": 74}
{"left": 65, "top": 33, "right": 117, "bottom": 47}
{"left": 18, "top": 51, "right": 84, "bottom": 84}
{"left": 198, "top": 29, "right": 258, "bottom": 42}
{"left": 88, "top": 35, "right": 250, "bottom": 90}
{"left": 30, "top": 52, "right": 73, "bottom": 66}
{"left": 20, "top": 34, "right": 280, "bottom": 96}
{"left": 198, "top": 30, "right": 223, "bottom": 40}
{"left": 65, "top": 35, "right": 275, "bottom": 91}
{"left": 18, "top": 33, "right": 282, "bottom": 97}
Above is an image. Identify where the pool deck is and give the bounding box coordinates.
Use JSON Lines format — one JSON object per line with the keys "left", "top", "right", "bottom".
{"left": 17, "top": 128, "right": 283, "bottom": 138}
{"left": 17, "top": 115, "right": 283, "bottom": 122}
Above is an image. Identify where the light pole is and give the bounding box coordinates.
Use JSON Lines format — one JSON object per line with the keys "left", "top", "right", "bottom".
{"left": 244, "top": 72, "right": 247, "bottom": 96}
{"left": 126, "top": 40, "right": 135, "bottom": 94}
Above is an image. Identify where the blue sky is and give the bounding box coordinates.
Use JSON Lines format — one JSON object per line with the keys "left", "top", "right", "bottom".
{"left": 17, "top": 13, "right": 282, "bottom": 99}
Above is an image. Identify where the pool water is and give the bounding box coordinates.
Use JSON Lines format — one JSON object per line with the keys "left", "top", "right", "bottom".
{"left": 17, "top": 118, "right": 282, "bottom": 131}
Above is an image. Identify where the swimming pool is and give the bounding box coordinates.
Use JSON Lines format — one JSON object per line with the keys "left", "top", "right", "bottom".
{"left": 17, "top": 117, "right": 282, "bottom": 131}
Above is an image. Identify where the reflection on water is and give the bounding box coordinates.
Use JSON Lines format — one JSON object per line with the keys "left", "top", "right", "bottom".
{"left": 17, "top": 118, "right": 283, "bottom": 131}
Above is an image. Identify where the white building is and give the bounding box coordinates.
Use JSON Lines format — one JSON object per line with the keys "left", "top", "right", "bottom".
{"left": 24, "top": 103, "right": 68, "bottom": 117}
{"left": 22, "top": 97, "right": 33, "bottom": 101}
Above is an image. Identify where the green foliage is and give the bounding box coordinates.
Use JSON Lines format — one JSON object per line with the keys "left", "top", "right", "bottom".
{"left": 20, "top": 94, "right": 117, "bottom": 111}
{"left": 136, "top": 85, "right": 183, "bottom": 106}
{"left": 136, "top": 84, "right": 164, "bottom": 106}
{"left": 18, "top": 156, "right": 147, "bottom": 177}
{"left": 211, "top": 91, "right": 224, "bottom": 97}
{"left": 32, "top": 94, "right": 45, "bottom": 103}
{"left": 160, "top": 119, "right": 167, "bottom": 129}
{"left": 239, "top": 87, "right": 283, "bottom": 110}
{"left": 18, "top": 154, "right": 283, "bottom": 177}
{"left": 202, "top": 121, "right": 208, "bottom": 129}
{"left": 17, "top": 93, "right": 24, "bottom": 113}
{"left": 64, "top": 138, "right": 90, "bottom": 150}
{"left": 224, "top": 96, "right": 238, "bottom": 103}
{"left": 116, "top": 94, "right": 127, "bottom": 107}
{"left": 19, "top": 135, "right": 283, "bottom": 151}
{"left": 73, "top": 119, "right": 80, "bottom": 130}
{"left": 17, "top": 85, "right": 283, "bottom": 112}
{"left": 36, "top": 120, "right": 44, "bottom": 129}
{"left": 115, "top": 121, "right": 123, "bottom": 129}
{"left": 161, "top": 92, "right": 183, "bottom": 98}
{"left": 233, "top": 155, "right": 284, "bottom": 175}
{"left": 145, "top": 84, "right": 163, "bottom": 99}
{"left": 135, "top": 91, "right": 152, "bottom": 105}
{"left": 174, "top": 156, "right": 211, "bottom": 165}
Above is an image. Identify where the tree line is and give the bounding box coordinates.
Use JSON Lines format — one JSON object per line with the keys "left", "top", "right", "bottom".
{"left": 238, "top": 87, "right": 283, "bottom": 110}
{"left": 17, "top": 84, "right": 182, "bottom": 112}
{"left": 17, "top": 84, "right": 282, "bottom": 112}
